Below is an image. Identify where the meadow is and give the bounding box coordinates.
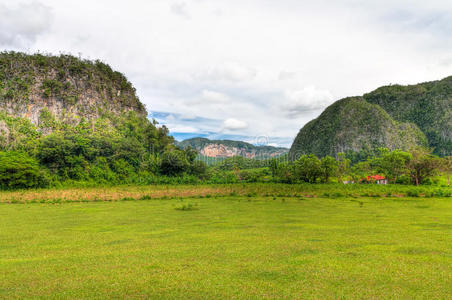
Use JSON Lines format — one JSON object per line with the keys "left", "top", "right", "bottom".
{"left": 1, "top": 183, "right": 452, "bottom": 299}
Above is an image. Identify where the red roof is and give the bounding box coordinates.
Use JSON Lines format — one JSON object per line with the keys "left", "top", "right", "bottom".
{"left": 366, "top": 175, "right": 386, "bottom": 181}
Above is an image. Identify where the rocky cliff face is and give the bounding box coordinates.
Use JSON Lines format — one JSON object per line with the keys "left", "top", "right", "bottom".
{"left": 0, "top": 52, "right": 146, "bottom": 128}
{"left": 199, "top": 143, "right": 276, "bottom": 158}
{"left": 177, "top": 138, "right": 288, "bottom": 159}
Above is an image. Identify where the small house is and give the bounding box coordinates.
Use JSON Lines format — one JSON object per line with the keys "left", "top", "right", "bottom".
{"left": 361, "top": 175, "right": 388, "bottom": 185}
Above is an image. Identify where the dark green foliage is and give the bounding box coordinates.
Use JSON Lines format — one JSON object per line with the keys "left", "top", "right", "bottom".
{"left": 406, "top": 190, "right": 420, "bottom": 197}
{"left": 37, "top": 134, "right": 89, "bottom": 179}
{"left": 269, "top": 147, "right": 444, "bottom": 186}
{"left": 364, "top": 77, "right": 452, "bottom": 156}
{"left": 0, "top": 152, "right": 42, "bottom": 188}
{"left": 320, "top": 155, "right": 338, "bottom": 183}
{"left": 29, "top": 111, "right": 209, "bottom": 183}
{"left": 294, "top": 155, "right": 323, "bottom": 183}
{"left": 407, "top": 148, "right": 441, "bottom": 185}
{"left": 41, "top": 79, "right": 63, "bottom": 97}
{"left": 237, "top": 168, "right": 271, "bottom": 183}
{"left": 160, "top": 150, "right": 191, "bottom": 176}
{"left": 189, "top": 160, "right": 209, "bottom": 179}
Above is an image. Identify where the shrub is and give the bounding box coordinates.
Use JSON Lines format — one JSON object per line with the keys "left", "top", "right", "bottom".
{"left": 190, "top": 160, "right": 209, "bottom": 179}
{"left": 0, "top": 151, "right": 43, "bottom": 188}
{"left": 160, "top": 150, "right": 190, "bottom": 176}
{"left": 175, "top": 203, "right": 198, "bottom": 211}
{"left": 111, "top": 159, "right": 135, "bottom": 182}
{"left": 331, "top": 192, "right": 345, "bottom": 198}
{"left": 407, "top": 190, "right": 420, "bottom": 197}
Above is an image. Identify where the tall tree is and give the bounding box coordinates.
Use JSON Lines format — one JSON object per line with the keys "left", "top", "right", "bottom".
{"left": 374, "top": 148, "right": 412, "bottom": 183}
{"left": 407, "top": 148, "right": 441, "bottom": 186}
{"left": 294, "top": 154, "right": 322, "bottom": 183}
{"left": 320, "top": 155, "right": 338, "bottom": 183}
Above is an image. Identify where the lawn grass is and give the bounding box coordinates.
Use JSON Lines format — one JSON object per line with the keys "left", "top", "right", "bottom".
{"left": 1, "top": 186, "right": 452, "bottom": 298}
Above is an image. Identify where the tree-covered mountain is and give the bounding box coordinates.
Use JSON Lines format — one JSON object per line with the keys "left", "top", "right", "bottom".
{"left": 290, "top": 76, "right": 452, "bottom": 159}
{"left": 0, "top": 52, "right": 145, "bottom": 124}
{"left": 0, "top": 51, "right": 160, "bottom": 150}
{"left": 0, "top": 52, "right": 201, "bottom": 186}
{"left": 363, "top": 76, "right": 452, "bottom": 156}
{"left": 177, "top": 137, "right": 288, "bottom": 159}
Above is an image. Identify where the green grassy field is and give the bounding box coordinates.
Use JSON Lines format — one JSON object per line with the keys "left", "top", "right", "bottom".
{"left": 1, "top": 185, "right": 452, "bottom": 298}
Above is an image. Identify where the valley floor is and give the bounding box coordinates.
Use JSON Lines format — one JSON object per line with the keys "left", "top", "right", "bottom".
{"left": 0, "top": 184, "right": 452, "bottom": 298}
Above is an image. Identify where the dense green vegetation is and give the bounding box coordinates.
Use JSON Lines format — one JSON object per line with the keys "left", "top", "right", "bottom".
{"left": 0, "top": 140, "right": 449, "bottom": 188}
{"left": 1, "top": 185, "right": 452, "bottom": 298}
{"left": 216, "top": 148, "right": 448, "bottom": 186}
{"left": 290, "top": 76, "right": 452, "bottom": 158}
{"left": 364, "top": 77, "right": 452, "bottom": 156}
{"left": 290, "top": 97, "right": 427, "bottom": 159}
{"left": 0, "top": 111, "right": 212, "bottom": 188}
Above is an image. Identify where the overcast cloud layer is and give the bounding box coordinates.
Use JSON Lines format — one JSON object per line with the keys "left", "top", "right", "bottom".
{"left": 1, "top": 0, "right": 452, "bottom": 147}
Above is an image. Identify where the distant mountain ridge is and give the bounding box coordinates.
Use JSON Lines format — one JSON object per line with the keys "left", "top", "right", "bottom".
{"left": 290, "top": 76, "right": 452, "bottom": 159}
{"left": 177, "top": 137, "right": 288, "bottom": 159}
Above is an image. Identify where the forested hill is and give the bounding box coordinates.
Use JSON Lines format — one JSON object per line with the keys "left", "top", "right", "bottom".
{"left": 0, "top": 52, "right": 197, "bottom": 186}
{"left": 0, "top": 52, "right": 146, "bottom": 125}
{"left": 290, "top": 76, "right": 452, "bottom": 159}
{"left": 177, "top": 137, "right": 288, "bottom": 159}
{"left": 0, "top": 52, "right": 171, "bottom": 149}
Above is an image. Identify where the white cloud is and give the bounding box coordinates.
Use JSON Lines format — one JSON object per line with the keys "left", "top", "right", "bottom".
{"left": 222, "top": 118, "right": 248, "bottom": 131}
{"left": 199, "top": 90, "right": 229, "bottom": 103}
{"left": 199, "top": 62, "right": 257, "bottom": 83}
{"left": 278, "top": 71, "right": 297, "bottom": 81}
{"left": 0, "top": 1, "right": 53, "bottom": 48}
{"left": 282, "top": 86, "right": 335, "bottom": 116}
{"left": 170, "top": 2, "right": 190, "bottom": 19}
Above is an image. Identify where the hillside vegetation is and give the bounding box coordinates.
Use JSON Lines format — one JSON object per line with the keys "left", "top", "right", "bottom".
{"left": 290, "top": 76, "right": 452, "bottom": 159}
{"left": 0, "top": 52, "right": 202, "bottom": 187}
{"left": 0, "top": 51, "right": 145, "bottom": 124}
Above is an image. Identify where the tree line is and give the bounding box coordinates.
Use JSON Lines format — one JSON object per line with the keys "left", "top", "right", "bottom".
{"left": 0, "top": 124, "right": 450, "bottom": 189}
{"left": 270, "top": 148, "right": 450, "bottom": 185}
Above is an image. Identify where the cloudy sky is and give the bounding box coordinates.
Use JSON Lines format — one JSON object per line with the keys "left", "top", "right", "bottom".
{"left": 1, "top": 0, "right": 452, "bottom": 147}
